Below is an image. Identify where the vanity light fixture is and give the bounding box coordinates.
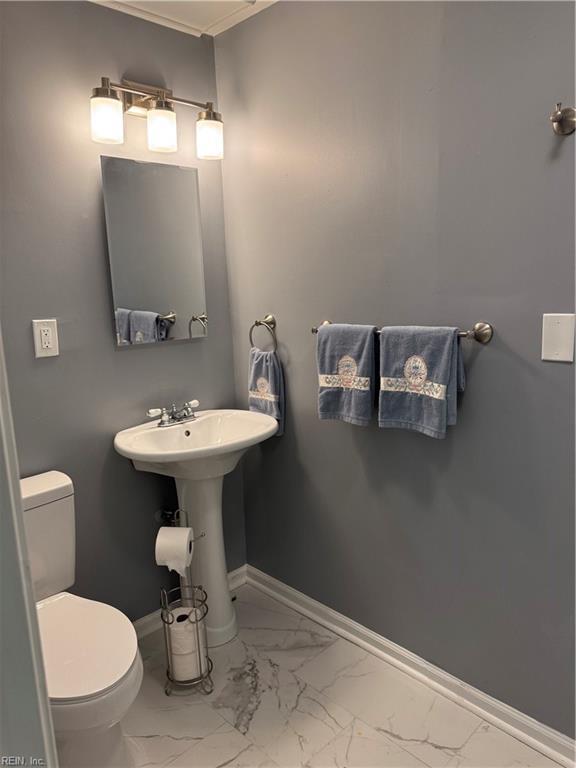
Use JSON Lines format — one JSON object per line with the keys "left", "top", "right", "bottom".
{"left": 90, "top": 77, "right": 124, "bottom": 144}
{"left": 89, "top": 77, "right": 224, "bottom": 159}
{"left": 196, "top": 106, "right": 224, "bottom": 160}
{"left": 147, "top": 97, "right": 178, "bottom": 153}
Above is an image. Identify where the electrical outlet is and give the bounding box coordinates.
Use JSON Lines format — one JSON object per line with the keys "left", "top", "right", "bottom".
{"left": 32, "top": 319, "right": 59, "bottom": 358}
{"left": 40, "top": 327, "right": 52, "bottom": 349}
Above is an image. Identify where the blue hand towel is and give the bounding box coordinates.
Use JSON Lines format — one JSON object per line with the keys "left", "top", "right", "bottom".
{"left": 317, "top": 324, "right": 377, "bottom": 426}
{"left": 129, "top": 310, "right": 159, "bottom": 344}
{"left": 248, "top": 348, "right": 285, "bottom": 436}
{"left": 115, "top": 308, "right": 131, "bottom": 345}
{"left": 378, "top": 326, "right": 465, "bottom": 439}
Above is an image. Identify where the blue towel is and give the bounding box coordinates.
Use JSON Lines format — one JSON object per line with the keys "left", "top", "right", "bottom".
{"left": 248, "top": 348, "right": 285, "bottom": 436}
{"left": 378, "top": 326, "right": 465, "bottom": 439}
{"left": 129, "top": 310, "right": 159, "bottom": 344}
{"left": 115, "top": 308, "right": 131, "bottom": 345}
{"left": 317, "top": 324, "right": 377, "bottom": 426}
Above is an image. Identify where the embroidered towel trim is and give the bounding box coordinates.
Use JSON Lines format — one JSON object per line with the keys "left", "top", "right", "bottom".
{"left": 380, "top": 355, "right": 447, "bottom": 401}
{"left": 249, "top": 383, "right": 280, "bottom": 403}
{"left": 319, "top": 355, "right": 371, "bottom": 392}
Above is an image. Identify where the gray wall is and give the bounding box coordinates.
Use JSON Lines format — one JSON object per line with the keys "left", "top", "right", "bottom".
{"left": 216, "top": 1, "right": 575, "bottom": 736}
{"left": 0, "top": 1, "right": 245, "bottom": 621}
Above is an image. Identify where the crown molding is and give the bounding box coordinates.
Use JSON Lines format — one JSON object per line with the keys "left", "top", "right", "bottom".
{"left": 92, "top": 1, "right": 276, "bottom": 38}
{"left": 205, "top": 1, "right": 275, "bottom": 36}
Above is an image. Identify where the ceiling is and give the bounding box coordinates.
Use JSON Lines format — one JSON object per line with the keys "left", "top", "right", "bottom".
{"left": 95, "top": 0, "right": 275, "bottom": 37}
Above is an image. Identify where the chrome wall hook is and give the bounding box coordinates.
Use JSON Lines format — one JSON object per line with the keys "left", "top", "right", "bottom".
{"left": 550, "top": 102, "right": 575, "bottom": 136}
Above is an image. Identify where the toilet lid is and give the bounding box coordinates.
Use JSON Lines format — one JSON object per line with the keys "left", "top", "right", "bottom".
{"left": 37, "top": 592, "right": 138, "bottom": 701}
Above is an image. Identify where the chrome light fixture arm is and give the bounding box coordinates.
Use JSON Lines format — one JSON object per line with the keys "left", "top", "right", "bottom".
{"left": 90, "top": 77, "right": 224, "bottom": 158}
{"left": 108, "top": 79, "right": 211, "bottom": 112}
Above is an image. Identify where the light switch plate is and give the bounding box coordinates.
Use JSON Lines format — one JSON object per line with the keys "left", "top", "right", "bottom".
{"left": 541, "top": 314, "right": 575, "bottom": 362}
{"left": 32, "top": 319, "right": 59, "bottom": 358}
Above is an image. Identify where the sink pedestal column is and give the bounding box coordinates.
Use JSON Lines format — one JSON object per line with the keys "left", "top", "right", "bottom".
{"left": 175, "top": 477, "right": 237, "bottom": 647}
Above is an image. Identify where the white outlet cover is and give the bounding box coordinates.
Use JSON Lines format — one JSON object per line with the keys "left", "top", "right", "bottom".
{"left": 541, "top": 314, "right": 575, "bottom": 362}
{"left": 32, "top": 319, "right": 59, "bottom": 358}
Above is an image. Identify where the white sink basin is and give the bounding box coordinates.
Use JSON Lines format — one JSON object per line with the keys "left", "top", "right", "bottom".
{"left": 114, "top": 409, "right": 277, "bottom": 647}
{"left": 114, "top": 409, "right": 278, "bottom": 480}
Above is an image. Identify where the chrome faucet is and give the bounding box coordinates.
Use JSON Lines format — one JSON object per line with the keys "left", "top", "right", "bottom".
{"left": 147, "top": 399, "right": 200, "bottom": 427}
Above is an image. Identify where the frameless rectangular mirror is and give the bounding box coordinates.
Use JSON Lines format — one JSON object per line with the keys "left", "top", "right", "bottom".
{"left": 101, "top": 156, "right": 207, "bottom": 346}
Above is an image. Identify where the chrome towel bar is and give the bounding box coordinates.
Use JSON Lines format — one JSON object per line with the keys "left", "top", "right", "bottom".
{"left": 311, "top": 320, "right": 494, "bottom": 344}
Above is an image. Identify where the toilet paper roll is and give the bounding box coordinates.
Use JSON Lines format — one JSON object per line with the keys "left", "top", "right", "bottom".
{"left": 170, "top": 607, "right": 207, "bottom": 654}
{"left": 168, "top": 606, "right": 208, "bottom": 681}
{"left": 155, "top": 527, "right": 194, "bottom": 576}
{"left": 171, "top": 651, "right": 206, "bottom": 682}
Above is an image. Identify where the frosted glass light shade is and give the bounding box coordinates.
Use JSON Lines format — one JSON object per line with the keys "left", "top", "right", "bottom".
{"left": 147, "top": 106, "right": 178, "bottom": 153}
{"left": 196, "top": 118, "right": 224, "bottom": 160}
{"left": 90, "top": 97, "right": 124, "bottom": 144}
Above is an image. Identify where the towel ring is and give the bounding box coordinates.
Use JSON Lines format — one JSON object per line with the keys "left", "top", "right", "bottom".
{"left": 249, "top": 314, "right": 278, "bottom": 352}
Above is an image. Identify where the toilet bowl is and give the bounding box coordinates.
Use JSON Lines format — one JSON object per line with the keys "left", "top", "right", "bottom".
{"left": 20, "top": 472, "right": 143, "bottom": 767}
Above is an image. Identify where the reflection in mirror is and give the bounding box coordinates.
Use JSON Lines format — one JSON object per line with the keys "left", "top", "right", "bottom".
{"left": 101, "top": 157, "right": 207, "bottom": 345}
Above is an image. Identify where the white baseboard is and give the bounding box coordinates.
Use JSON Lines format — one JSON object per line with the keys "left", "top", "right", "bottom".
{"left": 133, "top": 565, "right": 249, "bottom": 639}
{"left": 245, "top": 565, "right": 575, "bottom": 768}
{"left": 228, "top": 564, "right": 248, "bottom": 591}
{"left": 133, "top": 607, "right": 162, "bottom": 639}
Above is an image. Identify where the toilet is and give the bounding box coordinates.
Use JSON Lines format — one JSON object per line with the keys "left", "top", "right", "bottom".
{"left": 20, "top": 471, "right": 143, "bottom": 768}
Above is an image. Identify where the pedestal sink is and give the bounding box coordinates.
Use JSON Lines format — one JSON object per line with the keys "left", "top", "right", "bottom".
{"left": 114, "top": 410, "right": 278, "bottom": 646}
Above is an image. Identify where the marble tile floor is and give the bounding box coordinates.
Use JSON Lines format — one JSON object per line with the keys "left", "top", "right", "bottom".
{"left": 122, "top": 585, "right": 563, "bottom": 768}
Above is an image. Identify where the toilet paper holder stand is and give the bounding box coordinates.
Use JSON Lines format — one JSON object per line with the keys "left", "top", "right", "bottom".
{"left": 160, "top": 584, "right": 214, "bottom": 696}
{"left": 156, "top": 508, "right": 205, "bottom": 540}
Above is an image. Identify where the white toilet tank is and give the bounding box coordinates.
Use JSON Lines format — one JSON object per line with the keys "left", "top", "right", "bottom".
{"left": 20, "top": 471, "right": 75, "bottom": 601}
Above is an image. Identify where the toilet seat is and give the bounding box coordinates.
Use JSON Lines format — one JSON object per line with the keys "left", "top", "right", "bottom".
{"left": 37, "top": 592, "right": 138, "bottom": 701}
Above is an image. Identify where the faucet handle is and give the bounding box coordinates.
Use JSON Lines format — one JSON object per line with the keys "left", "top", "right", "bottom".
{"left": 187, "top": 399, "right": 200, "bottom": 409}
{"left": 147, "top": 407, "right": 170, "bottom": 425}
